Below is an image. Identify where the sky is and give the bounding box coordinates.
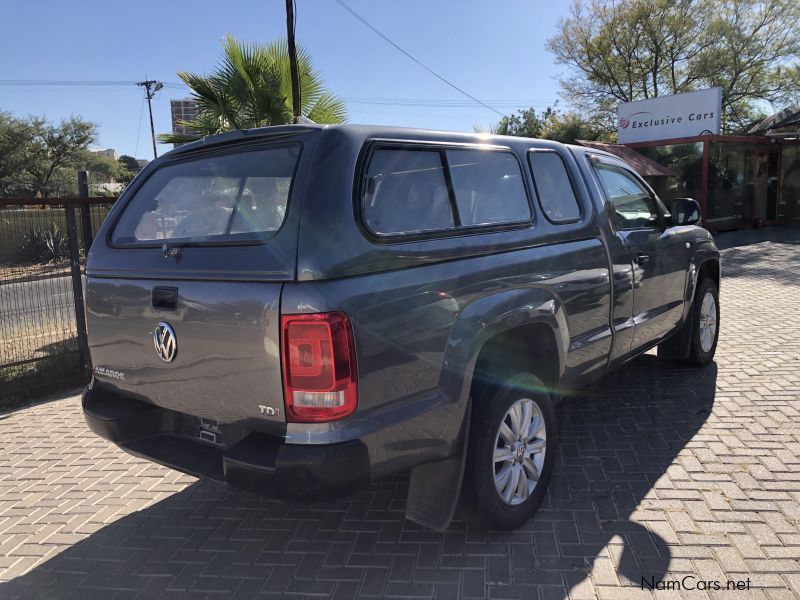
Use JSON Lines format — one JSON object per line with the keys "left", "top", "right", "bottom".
{"left": 0, "top": 1, "right": 572, "bottom": 160}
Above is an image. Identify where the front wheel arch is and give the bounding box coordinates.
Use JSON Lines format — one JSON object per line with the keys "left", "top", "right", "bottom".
{"left": 660, "top": 259, "right": 720, "bottom": 361}
{"left": 696, "top": 258, "right": 720, "bottom": 294}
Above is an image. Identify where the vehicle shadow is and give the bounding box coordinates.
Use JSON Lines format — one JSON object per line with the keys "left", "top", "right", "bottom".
{"left": 0, "top": 354, "right": 716, "bottom": 599}
{"left": 718, "top": 241, "right": 800, "bottom": 286}
{"left": 713, "top": 224, "right": 800, "bottom": 251}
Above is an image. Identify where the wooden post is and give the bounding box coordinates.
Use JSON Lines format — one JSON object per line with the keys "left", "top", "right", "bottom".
{"left": 286, "top": 0, "right": 302, "bottom": 122}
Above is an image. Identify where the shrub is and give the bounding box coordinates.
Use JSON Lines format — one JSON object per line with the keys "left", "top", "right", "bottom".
{"left": 17, "top": 223, "right": 70, "bottom": 263}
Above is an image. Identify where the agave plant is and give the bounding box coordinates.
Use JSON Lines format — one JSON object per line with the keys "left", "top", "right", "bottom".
{"left": 18, "top": 223, "right": 70, "bottom": 264}
{"left": 159, "top": 35, "right": 347, "bottom": 144}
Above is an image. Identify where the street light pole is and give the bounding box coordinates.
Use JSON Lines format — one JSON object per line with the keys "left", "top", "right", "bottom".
{"left": 285, "top": 0, "right": 301, "bottom": 123}
{"left": 137, "top": 80, "right": 163, "bottom": 159}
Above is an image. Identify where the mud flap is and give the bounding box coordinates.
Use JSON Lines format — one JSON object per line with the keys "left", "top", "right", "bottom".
{"left": 657, "top": 305, "right": 694, "bottom": 360}
{"left": 405, "top": 400, "right": 470, "bottom": 531}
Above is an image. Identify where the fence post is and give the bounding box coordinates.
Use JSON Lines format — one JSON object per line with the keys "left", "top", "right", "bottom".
{"left": 78, "top": 171, "right": 93, "bottom": 252}
{"left": 66, "top": 200, "right": 90, "bottom": 379}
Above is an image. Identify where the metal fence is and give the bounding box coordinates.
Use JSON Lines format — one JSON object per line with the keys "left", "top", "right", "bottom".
{"left": 0, "top": 196, "right": 116, "bottom": 404}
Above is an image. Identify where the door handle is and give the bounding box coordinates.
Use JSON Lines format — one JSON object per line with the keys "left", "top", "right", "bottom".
{"left": 152, "top": 286, "right": 178, "bottom": 310}
{"left": 636, "top": 252, "right": 650, "bottom": 265}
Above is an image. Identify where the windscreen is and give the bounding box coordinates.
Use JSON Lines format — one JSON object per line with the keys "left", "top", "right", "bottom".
{"left": 111, "top": 143, "right": 301, "bottom": 245}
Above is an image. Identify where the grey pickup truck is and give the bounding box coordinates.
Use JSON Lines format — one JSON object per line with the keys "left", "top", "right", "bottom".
{"left": 83, "top": 124, "right": 720, "bottom": 530}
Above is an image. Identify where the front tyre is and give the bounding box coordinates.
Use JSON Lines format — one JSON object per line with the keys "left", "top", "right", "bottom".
{"left": 465, "top": 373, "right": 556, "bottom": 530}
{"left": 686, "top": 278, "right": 720, "bottom": 366}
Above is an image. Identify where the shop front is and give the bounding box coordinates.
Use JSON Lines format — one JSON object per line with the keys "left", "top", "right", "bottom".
{"left": 627, "top": 136, "right": 766, "bottom": 230}
{"left": 615, "top": 90, "right": 800, "bottom": 231}
{"left": 627, "top": 135, "right": 800, "bottom": 232}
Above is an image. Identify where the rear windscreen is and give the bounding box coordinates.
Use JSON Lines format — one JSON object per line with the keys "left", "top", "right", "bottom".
{"left": 111, "top": 143, "right": 301, "bottom": 245}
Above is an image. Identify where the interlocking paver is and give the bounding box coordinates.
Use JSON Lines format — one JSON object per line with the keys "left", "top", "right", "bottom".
{"left": 1, "top": 227, "right": 800, "bottom": 599}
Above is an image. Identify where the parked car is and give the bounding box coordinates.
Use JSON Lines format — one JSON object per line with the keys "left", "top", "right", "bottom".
{"left": 83, "top": 124, "right": 720, "bottom": 530}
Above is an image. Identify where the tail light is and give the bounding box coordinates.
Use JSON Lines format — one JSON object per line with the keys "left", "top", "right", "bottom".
{"left": 281, "top": 312, "right": 357, "bottom": 422}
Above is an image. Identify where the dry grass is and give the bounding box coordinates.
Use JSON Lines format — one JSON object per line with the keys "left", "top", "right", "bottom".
{"left": 0, "top": 321, "right": 77, "bottom": 366}
{"left": 0, "top": 261, "right": 71, "bottom": 284}
{"left": 0, "top": 351, "right": 85, "bottom": 409}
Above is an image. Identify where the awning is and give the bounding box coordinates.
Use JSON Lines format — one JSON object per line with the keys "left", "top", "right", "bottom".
{"left": 575, "top": 140, "right": 676, "bottom": 177}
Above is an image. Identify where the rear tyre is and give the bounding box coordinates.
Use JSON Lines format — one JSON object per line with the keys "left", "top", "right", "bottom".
{"left": 465, "top": 373, "right": 556, "bottom": 530}
{"left": 685, "top": 278, "right": 719, "bottom": 366}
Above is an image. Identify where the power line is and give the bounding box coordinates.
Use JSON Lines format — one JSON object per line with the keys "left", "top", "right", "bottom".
{"left": 0, "top": 81, "right": 556, "bottom": 107}
{"left": 0, "top": 79, "right": 185, "bottom": 88}
{"left": 345, "top": 97, "right": 555, "bottom": 103}
{"left": 0, "top": 80, "right": 560, "bottom": 116}
{"left": 345, "top": 97, "right": 556, "bottom": 108}
{"left": 332, "top": 0, "right": 505, "bottom": 117}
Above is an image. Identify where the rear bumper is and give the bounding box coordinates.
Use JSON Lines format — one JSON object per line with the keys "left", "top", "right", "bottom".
{"left": 82, "top": 385, "right": 370, "bottom": 501}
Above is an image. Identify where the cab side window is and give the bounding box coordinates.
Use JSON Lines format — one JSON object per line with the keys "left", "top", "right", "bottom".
{"left": 594, "top": 164, "right": 661, "bottom": 230}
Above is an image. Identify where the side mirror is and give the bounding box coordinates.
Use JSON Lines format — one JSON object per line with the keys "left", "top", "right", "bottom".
{"left": 671, "top": 198, "right": 702, "bottom": 226}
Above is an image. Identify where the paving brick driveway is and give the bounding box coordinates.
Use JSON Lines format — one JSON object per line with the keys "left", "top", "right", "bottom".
{"left": 1, "top": 228, "right": 799, "bottom": 600}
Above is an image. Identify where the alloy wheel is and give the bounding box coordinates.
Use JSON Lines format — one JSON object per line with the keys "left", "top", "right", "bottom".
{"left": 699, "top": 290, "right": 717, "bottom": 352}
{"left": 492, "top": 398, "right": 547, "bottom": 506}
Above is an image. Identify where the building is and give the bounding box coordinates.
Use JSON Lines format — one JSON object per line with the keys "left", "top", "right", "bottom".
{"left": 616, "top": 90, "right": 800, "bottom": 231}
{"left": 90, "top": 148, "right": 118, "bottom": 161}
{"left": 626, "top": 117, "right": 800, "bottom": 231}
{"left": 170, "top": 98, "right": 200, "bottom": 146}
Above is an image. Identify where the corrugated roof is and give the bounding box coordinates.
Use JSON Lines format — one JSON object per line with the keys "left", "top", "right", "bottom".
{"left": 575, "top": 140, "right": 676, "bottom": 177}
{"left": 746, "top": 106, "right": 800, "bottom": 135}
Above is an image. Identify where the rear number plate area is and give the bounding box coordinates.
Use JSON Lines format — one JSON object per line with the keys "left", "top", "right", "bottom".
{"left": 198, "top": 418, "right": 223, "bottom": 446}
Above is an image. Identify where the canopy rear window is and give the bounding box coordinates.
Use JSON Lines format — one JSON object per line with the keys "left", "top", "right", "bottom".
{"left": 111, "top": 143, "right": 301, "bottom": 245}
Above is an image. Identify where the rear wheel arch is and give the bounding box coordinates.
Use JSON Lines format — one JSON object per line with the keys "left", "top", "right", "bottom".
{"left": 407, "top": 305, "right": 565, "bottom": 530}
{"left": 470, "top": 323, "right": 561, "bottom": 404}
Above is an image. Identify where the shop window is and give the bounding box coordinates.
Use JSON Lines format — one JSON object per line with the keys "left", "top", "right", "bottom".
{"left": 780, "top": 143, "right": 800, "bottom": 224}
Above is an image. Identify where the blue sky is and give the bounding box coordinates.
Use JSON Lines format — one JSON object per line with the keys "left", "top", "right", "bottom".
{"left": 1, "top": 1, "right": 571, "bottom": 159}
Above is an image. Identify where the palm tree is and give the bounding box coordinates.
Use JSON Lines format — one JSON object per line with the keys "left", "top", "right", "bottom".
{"left": 159, "top": 35, "right": 346, "bottom": 144}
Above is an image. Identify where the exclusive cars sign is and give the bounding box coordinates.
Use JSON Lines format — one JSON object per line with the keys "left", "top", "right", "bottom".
{"left": 617, "top": 87, "right": 722, "bottom": 144}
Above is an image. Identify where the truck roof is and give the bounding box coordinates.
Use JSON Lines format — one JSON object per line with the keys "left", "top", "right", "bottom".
{"left": 163, "top": 123, "right": 580, "bottom": 158}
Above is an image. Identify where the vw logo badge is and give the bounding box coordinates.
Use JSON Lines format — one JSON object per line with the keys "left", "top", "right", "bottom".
{"left": 153, "top": 322, "right": 178, "bottom": 362}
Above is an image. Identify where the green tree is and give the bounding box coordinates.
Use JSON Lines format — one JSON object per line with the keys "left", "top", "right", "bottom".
{"left": 0, "top": 114, "right": 97, "bottom": 198}
{"left": 118, "top": 155, "right": 141, "bottom": 173}
{"left": 110, "top": 155, "right": 140, "bottom": 185}
{"left": 159, "top": 35, "right": 346, "bottom": 144}
{"left": 21, "top": 116, "right": 97, "bottom": 198}
{"left": 477, "top": 106, "right": 610, "bottom": 143}
{"left": 539, "top": 112, "right": 610, "bottom": 143}
{"left": 0, "top": 112, "right": 30, "bottom": 186}
{"left": 82, "top": 153, "right": 135, "bottom": 187}
{"left": 547, "top": 0, "right": 800, "bottom": 132}
{"left": 492, "top": 107, "right": 558, "bottom": 138}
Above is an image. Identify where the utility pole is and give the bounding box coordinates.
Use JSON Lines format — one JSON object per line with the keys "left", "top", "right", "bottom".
{"left": 285, "top": 0, "right": 301, "bottom": 123}
{"left": 137, "top": 79, "right": 163, "bottom": 158}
